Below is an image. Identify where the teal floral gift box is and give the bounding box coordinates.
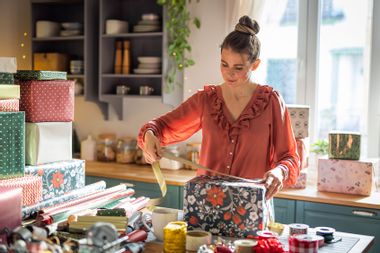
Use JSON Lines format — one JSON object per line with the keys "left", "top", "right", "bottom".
{"left": 183, "top": 175, "right": 269, "bottom": 238}
{"left": 24, "top": 159, "right": 85, "bottom": 201}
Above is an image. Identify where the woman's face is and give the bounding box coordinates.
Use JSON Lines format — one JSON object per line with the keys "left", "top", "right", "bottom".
{"left": 220, "top": 48, "right": 258, "bottom": 87}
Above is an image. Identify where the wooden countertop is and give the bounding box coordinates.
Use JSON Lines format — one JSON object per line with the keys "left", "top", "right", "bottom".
{"left": 143, "top": 231, "right": 374, "bottom": 253}
{"left": 85, "top": 161, "right": 380, "bottom": 209}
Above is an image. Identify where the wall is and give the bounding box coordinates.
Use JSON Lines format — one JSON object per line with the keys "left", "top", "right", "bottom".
{"left": 75, "top": 0, "right": 227, "bottom": 142}
{"left": 0, "top": 0, "right": 227, "bottom": 143}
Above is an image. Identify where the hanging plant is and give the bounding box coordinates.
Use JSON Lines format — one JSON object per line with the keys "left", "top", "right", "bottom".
{"left": 157, "top": 0, "right": 201, "bottom": 93}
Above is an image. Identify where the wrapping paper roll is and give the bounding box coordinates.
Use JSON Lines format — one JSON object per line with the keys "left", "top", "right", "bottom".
{"left": 289, "top": 234, "right": 320, "bottom": 253}
{"left": 186, "top": 230, "right": 212, "bottom": 252}
{"left": 22, "top": 181, "right": 106, "bottom": 219}
{"left": 0, "top": 175, "right": 42, "bottom": 206}
{"left": 289, "top": 223, "right": 309, "bottom": 235}
{"left": 0, "top": 99, "right": 19, "bottom": 112}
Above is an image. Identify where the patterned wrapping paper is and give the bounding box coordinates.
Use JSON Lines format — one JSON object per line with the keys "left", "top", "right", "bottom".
{"left": 19, "top": 80, "right": 74, "bottom": 122}
{"left": 25, "top": 159, "right": 85, "bottom": 200}
{"left": 328, "top": 131, "right": 361, "bottom": 160}
{"left": 0, "top": 57, "right": 17, "bottom": 73}
{"left": 287, "top": 169, "right": 307, "bottom": 189}
{"left": 184, "top": 175, "right": 268, "bottom": 238}
{"left": 0, "top": 187, "right": 22, "bottom": 243}
{"left": 0, "top": 175, "right": 42, "bottom": 206}
{"left": 0, "top": 112, "right": 25, "bottom": 179}
{"left": 0, "top": 99, "right": 19, "bottom": 112}
{"left": 15, "top": 70, "right": 67, "bottom": 81}
{"left": 296, "top": 138, "right": 308, "bottom": 170}
{"left": 317, "top": 158, "right": 379, "bottom": 196}
{"left": 25, "top": 122, "right": 72, "bottom": 165}
{"left": 287, "top": 105, "right": 310, "bottom": 138}
{"left": 0, "top": 85, "right": 20, "bottom": 99}
{"left": 0, "top": 72, "right": 15, "bottom": 84}
{"left": 22, "top": 180, "right": 106, "bottom": 219}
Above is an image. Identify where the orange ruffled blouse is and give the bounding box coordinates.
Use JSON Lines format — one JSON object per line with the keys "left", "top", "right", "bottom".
{"left": 138, "top": 85, "right": 300, "bottom": 186}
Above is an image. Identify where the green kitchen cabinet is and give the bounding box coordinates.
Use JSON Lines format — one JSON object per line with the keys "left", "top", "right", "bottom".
{"left": 86, "top": 176, "right": 183, "bottom": 209}
{"left": 273, "top": 198, "right": 296, "bottom": 224}
{"left": 296, "top": 201, "right": 380, "bottom": 253}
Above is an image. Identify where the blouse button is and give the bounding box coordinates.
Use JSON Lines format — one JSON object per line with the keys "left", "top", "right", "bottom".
{"left": 229, "top": 152, "right": 233, "bottom": 155}
{"left": 226, "top": 165, "right": 230, "bottom": 169}
{"left": 231, "top": 140, "right": 235, "bottom": 143}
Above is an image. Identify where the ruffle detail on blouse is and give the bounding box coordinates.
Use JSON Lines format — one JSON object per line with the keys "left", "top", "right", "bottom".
{"left": 207, "top": 85, "right": 273, "bottom": 139}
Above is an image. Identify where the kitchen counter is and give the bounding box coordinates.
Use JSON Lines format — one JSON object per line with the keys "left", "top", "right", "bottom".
{"left": 85, "top": 161, "right": 380, "bottom": 209}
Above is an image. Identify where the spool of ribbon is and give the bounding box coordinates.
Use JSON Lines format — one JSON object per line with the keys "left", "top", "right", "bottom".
{"left": 289, "top": 223, "right": 309, "bottom": 235}
{"left": 288, "top": 234, "right": 321, "bottom": 253}
{"left": 185, "top": 230, "right": 212, "bottom": 252}
{"left": 315, "top": 226, "right": 341, "bottom": 244}
{"left": 256, "top": 230, "right": 278, "bottom": 239}
{"left": 234, "top": 239, "right": 258, "bottom": 253}
{"left": 163, "top": 221, "right": 187, "bottom": 253}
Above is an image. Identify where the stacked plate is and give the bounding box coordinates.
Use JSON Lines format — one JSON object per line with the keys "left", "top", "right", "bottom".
{"left": 60, "top": 22, "right": 82, "bottom": 36}
{"left": 134, "top": 57, "right": 161, "bottom": 74}
{"left": 133, "top": 13, "right": 161, "bottom": 33}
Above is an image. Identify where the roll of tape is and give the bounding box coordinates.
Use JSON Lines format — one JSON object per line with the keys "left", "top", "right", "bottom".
{"left": 289, "top": 223, "right": 309, "bottom": 235}
{"left": 315, "top": 226, "right": 335, "bottom": 235}
{"left": 234, "top": 239, "right": 257, "bottom": 253}
{"left": 185, "top": 230, "right": 212, "bottom": 252}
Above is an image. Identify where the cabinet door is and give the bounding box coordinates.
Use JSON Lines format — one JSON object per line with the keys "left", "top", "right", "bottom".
{"left": 296, "top": 201, "right": 380, "bottom": 253}
{"left": 273, "top": 198, "right": 296, "bottom": 224}
{"left": 86, "top": 176, "right": 182, "bottom": 209}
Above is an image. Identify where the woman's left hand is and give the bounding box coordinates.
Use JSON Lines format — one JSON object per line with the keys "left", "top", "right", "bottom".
{"left": 263, "top": 167, "right": 284, "bottom": 200}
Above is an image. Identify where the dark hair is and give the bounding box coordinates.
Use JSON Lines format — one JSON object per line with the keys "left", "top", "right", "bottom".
{"left": 221, "top": 15, "right": 261, "bottom": 62}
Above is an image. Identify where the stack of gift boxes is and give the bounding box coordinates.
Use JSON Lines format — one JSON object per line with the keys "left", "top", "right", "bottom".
{"left": 0, "top": 57, "right": 86, "bottom": 238}
{"left": 0, "top": 58, "right": 42, "bottom": 242}
{"left": 317, "top": 131, "right": 379, "bottom": 196}
{"left": 287, "top": 105, "right": 310, "bottom": 189}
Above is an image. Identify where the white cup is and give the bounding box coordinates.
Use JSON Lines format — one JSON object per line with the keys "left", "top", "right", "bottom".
{"left": 148, "top": 208, "right": 178, "bottom": 241}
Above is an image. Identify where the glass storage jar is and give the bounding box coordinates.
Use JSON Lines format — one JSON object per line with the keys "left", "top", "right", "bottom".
{"left": 96, "top": 134, "right": 116, "bottom": 162}
{"left": 159, "top": 145, "right": 183, "bottom": 170}
{"left": 116, "top": 137, "right": 137, "bottom": 164}
{"left": 184, "top": 143, "right": 201, "bottom": 170}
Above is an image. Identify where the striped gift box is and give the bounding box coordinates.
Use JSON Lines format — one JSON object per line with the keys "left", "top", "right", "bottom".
{"left": 0, "top": 175, "right": 42, "bottom": 206}
{"left": 0, "top": 99, "right": 19, "bottom": 112}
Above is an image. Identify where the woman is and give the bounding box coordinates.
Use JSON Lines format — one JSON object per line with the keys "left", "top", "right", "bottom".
{"left": 138, "top": 15, "right": 300, "bottom": 200}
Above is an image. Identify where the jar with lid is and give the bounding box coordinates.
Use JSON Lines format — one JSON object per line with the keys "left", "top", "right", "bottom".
{"left": 185, "top": 143, "right": 201, "bottom": 170}
{"left": 96, "top": 133, "right": 116, "bottom": 162}
{"left": 134, "top": 147, "right": 148, "bottom": 165}
{"left": 116, "top": 137, "right": 137, "bottom": 164}
{"left": 159, "top": 145, "right": 183, "bottom": 170}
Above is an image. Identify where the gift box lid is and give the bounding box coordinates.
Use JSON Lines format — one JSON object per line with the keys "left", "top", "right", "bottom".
{"left": 15, "top": 70, "right": 67, "bottom": 81}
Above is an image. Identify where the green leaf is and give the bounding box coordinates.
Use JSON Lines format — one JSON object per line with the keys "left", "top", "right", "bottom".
{"left": 193, "top": 17, "right": 201, "bottom": 28}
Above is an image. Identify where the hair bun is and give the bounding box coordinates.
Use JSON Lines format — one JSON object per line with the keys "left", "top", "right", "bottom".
{"left": 236, "top": 15, "right": 260, "bottom": 35}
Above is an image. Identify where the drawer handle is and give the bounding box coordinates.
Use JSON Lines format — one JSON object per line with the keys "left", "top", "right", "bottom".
{"left": 352, "top": 210, "right": 377, "bottom": 217}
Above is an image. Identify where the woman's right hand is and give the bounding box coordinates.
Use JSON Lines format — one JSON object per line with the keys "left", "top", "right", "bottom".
{"left": 142, "top": 130, "right": 162, "bottom": 164}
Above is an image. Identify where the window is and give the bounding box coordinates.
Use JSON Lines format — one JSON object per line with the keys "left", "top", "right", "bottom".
{"left": 315, "top": 0, "right": 370, "bottom": 150}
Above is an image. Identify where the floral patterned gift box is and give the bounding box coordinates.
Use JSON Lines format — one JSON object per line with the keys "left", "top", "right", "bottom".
{"left": 184, "top": 175, "right": 268, "bottom": 238}
{"left": 25, "top": 159, "right": 85, "bottom": 200}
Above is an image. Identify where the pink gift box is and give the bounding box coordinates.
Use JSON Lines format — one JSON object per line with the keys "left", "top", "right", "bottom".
{"left": 0, "top": 99, "right": 19, "bottom": 112}
{"left": 288, "top": 169, "right": 307, "bottom": 189}
{"left": 0, "top": 175, "right": 43, "bottom": 205}
{"left": 317, "top": 158, "right": 378, "bottom": 196}
{"left": 0, "top": 187, "right": 22, "bottom": 244}
{"left": 19, "top": 80, "right": 74, "bottom": 122}
{"left": 296, "top": 138, "right": 308, "bottom": 170}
